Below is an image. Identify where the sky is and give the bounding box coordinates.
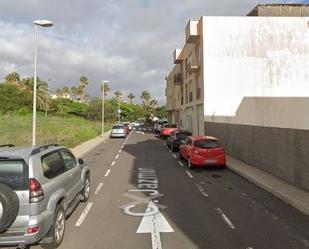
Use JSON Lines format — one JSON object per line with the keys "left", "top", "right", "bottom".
{"left": 0, "top": 0, "right": 305, "bottom": 104}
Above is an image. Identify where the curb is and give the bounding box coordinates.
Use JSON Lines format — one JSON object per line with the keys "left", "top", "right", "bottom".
{"left": 70, "top": 131, "right": 110, "bottom": 158}
{"left": 227, "top": 155, "right": 309, "bottom": 216}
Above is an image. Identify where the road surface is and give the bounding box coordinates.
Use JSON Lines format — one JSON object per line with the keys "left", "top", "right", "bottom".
{"left": 16, "top": 129, "right": 309, "bottom": 249}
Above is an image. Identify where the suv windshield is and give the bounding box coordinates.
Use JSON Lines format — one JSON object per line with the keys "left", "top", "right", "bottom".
{"left": 0, "top": 160, "right": 28, "bottom": 190}
{"left": 112, "top": 126, "right": 124, "bottom": 129}
{"left": 194, "top": 139, "right": 221, "bottom": 149}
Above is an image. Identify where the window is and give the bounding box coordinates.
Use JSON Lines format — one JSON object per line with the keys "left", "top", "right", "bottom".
{"left": 42, "top": 151, "right": 66, "bottom": 179}
{"left": 176, "top": 133, "right": 192, "bottom": 141}
{"left": 186, "top": 138, "right": 192, "bottom": 146}
{"left": 0, "top": 160, "right": 28, "bottom": 190}
{"left": 194, "top": 139, "right": 221, "bottom": 148}
{"left": 60, "top": 150, "right": 77, "bottom": 171}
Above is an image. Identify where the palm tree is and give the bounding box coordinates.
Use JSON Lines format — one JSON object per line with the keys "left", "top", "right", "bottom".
{"left": 101, "top": 82, "right": 110, "bottom": 96}
{"left": 140, "top": 90, "right": 151, "bottom": 106}
{"left": 71, "top": 86, "right": 78, "bottom": 100}
{"left": 114, "top": 91, "right": 123, "bottom": 102}
{"left": 150, "top": 99, "right": 158, "bottom": 108}
{"left": 55, "top": 88, "right": 64, "bottom": 98}
{"left": 79, "top": 75, "right": 89, "bottom": 88}
{"left": 5, "top": 72, "right": 20, "bottom": 86}
{"left": 127, "top": 93, "right": 135, "bottom": 105}
{"left": 21, "top": 77, "right": 51, "bottom": 110}
{"left": 62, "top": 86, "right": 70, "bottom": 98}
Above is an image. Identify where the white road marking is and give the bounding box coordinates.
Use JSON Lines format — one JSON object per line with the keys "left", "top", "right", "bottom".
{"left": 163, "top": 143, "right": 167, "bottom": 146}
{"left": 115, "top": 154, "right": 119, "bottom": 160}
{"left": 173, "top": 154, "right": 177, "bottom": 158}
{"left": 94, "top": 183, "right": 104, "bottom": 195}
{"left": 119, "top": 149, "right": 122, "bottom": 153}
{"left": 137, "top": 201, "right": 174, "bottom": 249}
{"left": 215, "top": 207, "right": 235, "bottom": 230}
{"left": 111, "top": 161, "right": 116, "bottom": 166}
{"left": 75, "top": 202, "right": 93, "bottom": 226}
{"left": 195, "top": 183, "right": 208, "bottom": 198}
{"left": 104, "top": 169, "right": 111, "bottom": 177}
{"left": 169, "top": 150, "right": 172, "bottom": 153}
{"left": 178, "top": 161, "right": 184, "bottom": 167}
{"left": 185, "top": 170, "right": 194, "bottom": 178}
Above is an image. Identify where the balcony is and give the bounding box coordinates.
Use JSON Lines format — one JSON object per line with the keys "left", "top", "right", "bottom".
{"left": 173, "top": 73, "right": 183, "bottom": 85}
{"left": 173, "top": 49, "right": 183, "bottom": 64}
{"left": 185, "top": 20, "right": 199, "bottom": 43}
{"left": 187, "top": 62, "right": 200, "bottom": 74}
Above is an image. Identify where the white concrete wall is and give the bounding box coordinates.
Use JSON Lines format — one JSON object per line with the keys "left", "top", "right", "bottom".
{"left": 202, "top": 16, "right": 309, "bottom": 129}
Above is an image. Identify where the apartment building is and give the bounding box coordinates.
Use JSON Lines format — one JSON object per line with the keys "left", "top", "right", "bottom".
{"left": 166, "top": 19, "right": 204, "bottom": 135}
{"left": 166, "top": 12, "right": 309, "bottom": 191}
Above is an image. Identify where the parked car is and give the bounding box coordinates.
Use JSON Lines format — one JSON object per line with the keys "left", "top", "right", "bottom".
{"left": 154, "top": 120, "right": 167, "bottom": 133}
{"left": 160, "top": 124, "right": 178, "bottom": 138}
{"left": 123, "top": 122, "right": 130, "bottom": 134}
{"left": 167, "top": 130, "right": 192, "bottom": 152}
{"left": 131, "top": 121, "right": 144, "bottom": 128}
{"left": 0, "top": 144, "right": 90, "bottom": 248}
{"left": 179, "top": 136, "right": 226, "bottom": 169}
{"left": 110, "top": 124, "right": 127, "bottom": 138}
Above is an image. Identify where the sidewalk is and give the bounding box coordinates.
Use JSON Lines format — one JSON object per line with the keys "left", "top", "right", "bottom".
{"left": 227, "top": 155, "right": 309, "bottom": 216}
{"left": 71, "top": 131, "right": 110, "bottom": 158}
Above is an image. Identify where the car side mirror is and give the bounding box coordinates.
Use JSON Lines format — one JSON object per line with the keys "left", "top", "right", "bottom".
{"left": 78, "top": 158, "right": 85, "bottom": 165}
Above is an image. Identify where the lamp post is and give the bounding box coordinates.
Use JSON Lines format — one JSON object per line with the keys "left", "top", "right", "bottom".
{"left": 32, "top": 20, "right": 53, "bottom": 146}
{"left": 102, "top": 81, "right": 109, "bottom": 137}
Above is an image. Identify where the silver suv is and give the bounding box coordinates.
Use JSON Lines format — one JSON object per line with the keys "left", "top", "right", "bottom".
{"left": 0, "top": 144, "right": 90, "bottom": 248}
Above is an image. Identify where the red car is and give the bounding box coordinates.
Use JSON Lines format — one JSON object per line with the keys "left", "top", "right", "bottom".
{"left": 179, "top": 136, "right": 226, "bottom": 169}
{"left": 160, "top": 124, "right": 178, "bottom": 138}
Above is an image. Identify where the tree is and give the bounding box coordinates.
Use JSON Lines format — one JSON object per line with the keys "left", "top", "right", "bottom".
{"left": 127, "top": 93, "right": 135, "bottom": 105}
{"left": 62, "top": 86, "right": 70, "bottom": 96}
{"left": 140, "top": 90, "right": 151, "bottom": 106}
{"left": 20, "top": 77, "right": 51, "bottom": 111}
{"left": 79, "top": 75, "right": 89, "bottom": 88}
{"left": 114, "top": 91, "right": 123, "bottom": 102}
{"left": 5, "top": 72, "right": 21, "bottom": 86}
{"left": 150, "top": 99, "right": 158, "bottom": 108}
{"left": 71, "top": 86, "right": 78, "bottom": 100}
{"left": 101, "top": 82, "right": 110, "bottom": 96}
{"left": 55, "top": 88, "right": 64, "bottom": 98}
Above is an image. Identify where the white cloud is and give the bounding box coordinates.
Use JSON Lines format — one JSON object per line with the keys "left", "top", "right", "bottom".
{"left": 0, "top": 0, "right": 274, "bottom": 104}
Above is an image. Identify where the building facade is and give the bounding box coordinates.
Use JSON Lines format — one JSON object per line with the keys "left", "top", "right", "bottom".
{"left": 166, "top": 14, "right": 309, "bottom": 191}
{"left": 166, "top": 19, "right": 204, "bottom": 135}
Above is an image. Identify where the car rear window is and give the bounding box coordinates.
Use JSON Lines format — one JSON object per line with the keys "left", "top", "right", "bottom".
{"left": 164, "top": 125, "right": 177, "bottom": 128}
{"left": 0, "top": 160, "right": 28, "bottom": 190}
{"left": 112, "top": 126, "right": 124, "bottom": 129}
{"left": 176, "top": 133, "right": 192, "bottom": 140}
{"left": 194, "top": 139, "right": 221, "bottom": 148}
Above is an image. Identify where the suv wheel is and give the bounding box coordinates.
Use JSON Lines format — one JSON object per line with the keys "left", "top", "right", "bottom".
{"left": 42, "top": 205, "right": 65, "bottom": 249}
{"left": 0, "top": 183, "right": 19, "bottom": 233}
{"left": 81, "top": 174, "right": 90, "bottom": 202}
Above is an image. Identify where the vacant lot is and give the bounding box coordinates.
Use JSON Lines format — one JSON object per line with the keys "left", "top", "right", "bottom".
{"left": 0, "top": 115, "right": 110, "bottom": 148}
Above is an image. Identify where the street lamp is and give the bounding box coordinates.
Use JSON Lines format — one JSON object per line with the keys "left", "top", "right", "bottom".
{"left": 32, "top": 20, "right": 53, "bottom": 146}
{"left": 102, "top": 81, "right": 109, "bottom": 137}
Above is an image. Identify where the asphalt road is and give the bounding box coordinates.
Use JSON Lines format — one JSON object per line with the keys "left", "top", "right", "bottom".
{"left": 19, "top": 129, "right": 309, "bottom": 249}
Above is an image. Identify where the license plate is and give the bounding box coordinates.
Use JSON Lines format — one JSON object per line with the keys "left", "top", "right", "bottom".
{"left": 204, "top": 159, "right": 217, "bottom": 164}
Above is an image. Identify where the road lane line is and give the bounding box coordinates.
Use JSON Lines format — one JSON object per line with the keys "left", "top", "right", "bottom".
{"left": 115, "top": 154, "right": 119, "bottom": 160}
{"left": 195, "top": 183, "right": 208, "bottom": 197}
{"left": 185, "top": 170, "right": 194, "bottom": 178}
{"left": 94, "top": 183, "right": 104, "bottom": 195}
{"left": 111, "top": 161, "right": 116, "bottom": 166}
{"left": 215, "top": 207, "right": 235, "bottom": 230}
{"left": 119, "top": 149, "right": 122, "bottom": 153}
{"left": 75, "top": 202, "right": 93, "bottom": 227}
{"left": 178, "top": 161, "right": 184, "bottom": 167}
{"left": 169, "top": 150, "right": 172, "bottom": 153}
{"left": 104, "top": 169, "right": 111, "bottom": 177}
{"left": 173, "top": 154, "right": 177, "bottom": 158}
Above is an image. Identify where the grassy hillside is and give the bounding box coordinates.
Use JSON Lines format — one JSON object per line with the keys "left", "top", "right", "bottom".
{"left": 0, "top": 114, "right": 110, "bottom": 148}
